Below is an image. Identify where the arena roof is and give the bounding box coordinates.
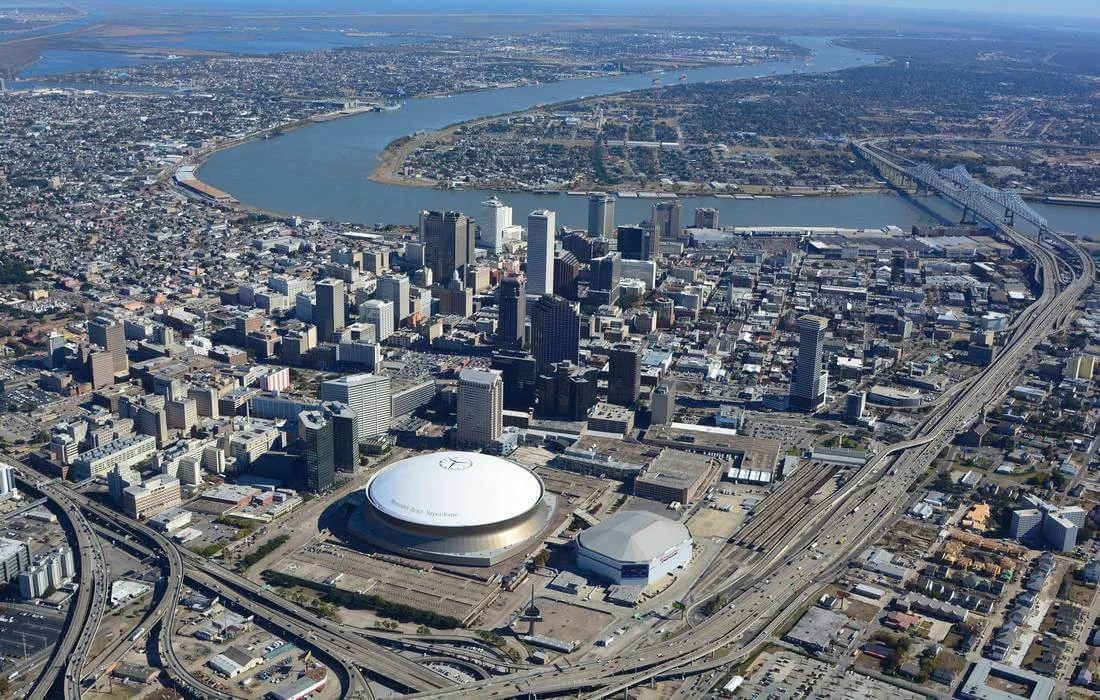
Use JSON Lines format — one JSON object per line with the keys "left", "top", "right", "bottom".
{"left": 367, "top": 451, "right": 543, "bottom": 529}
{"left": 577, "top": 511, "right": 691, "bottom": 564}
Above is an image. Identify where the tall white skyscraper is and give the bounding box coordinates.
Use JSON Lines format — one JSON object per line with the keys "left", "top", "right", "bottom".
{"left": 359, "top": 299, "right": 395, "bottom": 342}
{"left": 376, "top": 273, "right": 411, "bottom": 321}
{"left": 790, "top": 315, "right": 829, "bottom": 412}
{"left": 320, "top": 373, "right": 392, "bottom": 441}
{"left": 455, "top": 368, "right": 503, "bottom": 449}
{"left": 481, "top": 197, "right": 512, "bottom": 253}
{"left": 526, "top": 209, "right": 555, "bottom": 297}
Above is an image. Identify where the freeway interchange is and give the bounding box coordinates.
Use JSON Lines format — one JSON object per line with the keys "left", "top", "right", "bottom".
{"left": 15, "top": 151, "right": 1097, "bottom": 698}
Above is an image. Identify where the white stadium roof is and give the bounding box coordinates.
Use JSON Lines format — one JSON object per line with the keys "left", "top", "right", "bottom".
{"left": 577, "top": 510, "right": 691, "bottom": 563}
{"left": 367, "top": 451, "right": 543, "bottom": 529}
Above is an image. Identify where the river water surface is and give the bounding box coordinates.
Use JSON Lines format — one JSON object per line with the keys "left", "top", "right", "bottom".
{"left": 195, "top": 36, "right": 1099, "bottom": 239}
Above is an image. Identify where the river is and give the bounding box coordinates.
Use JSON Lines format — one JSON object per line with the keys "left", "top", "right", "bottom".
{"left": 197, "top": 36, "right": 1100, "bottom": 240}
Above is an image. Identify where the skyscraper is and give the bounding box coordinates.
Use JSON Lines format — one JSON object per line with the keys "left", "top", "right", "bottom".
{"left": 651, "top": 200, "right": 682, "bottom": 241}
{"left": 617, "top": 225, "right": 657, "bottom": 261}
{"left": 562, "top": 231, "right": 597, "bottom": 264}
{"left": 376, "top": 273, "right": 411, "bottom": 321}
{"left": 790, "top": 315, "right": 830, "bottom": 412}
{"left": 693, "top": 207, "right": 719, "bottom": 229}
{"left": 587, "top": 192, "right": 615, "bottom": 238}
{"left": 88, "top": 315, "right": 128, "bottom": 375}
{"left": 455, "top": 368, "right": 503, "bottom": 449}
{"left": 650, "top": 381, "right": 677, "bottom": 425}
{"left": 491, "top": 350, "right": 538, "bottom": 410}
{"left": 359, "top": 299, "right": 394, "bottom": 342}
{"left": 321, "top": 401, "right": 359, "bottom": 472}
{"left": 299, "top": 410, "right": 335, "bottom": 492}
{"left": 526, "top": 209, "right": 556, "bottom": 296}
{"left": 45, "top": 331, "right": 66, "bottom": 370}
{"left": 435, "top": 272, "right": 473, "bottom": 317}
{"left": 314, "top": 279, "right": 346, "bottom": 343}
{"left": 607, "top": 342, "right": 642, "bottom": 407}
{"left": 530, "top": 294, "right": 580, "bottom": 374}
{"left": 587, "top": 252, "right": 621, "bottom": 307}
{"left": 481, "top": 197, "right": 512, "bottom": 253}
{"left": 554, "top": 251, "right": 583, "bottom": 300}
{"left": 420, "top": 210, "right": 476, "bottom": 283}
{"left": 845, "top": 391, "right": 866, "bottom": 424}
{"left": 496, "top": 273, "right": 526, "bottom": 349}
{"left": 536, "top": 361, "right": 599, "bottom": 420}
{"left": 319, "top": 373, "right": 391, "bottom": 441}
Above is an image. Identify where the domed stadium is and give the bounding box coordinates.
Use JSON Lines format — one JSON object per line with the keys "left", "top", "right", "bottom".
{"left": 347, "top": 451, "right": 556, "bottom": 566}
{"left": 576, "top": 510, "right": 692, "bottom": 585}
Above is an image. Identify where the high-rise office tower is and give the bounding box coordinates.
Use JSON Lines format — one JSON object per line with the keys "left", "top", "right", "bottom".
{"left": 536, "top": 361, "right": 599, "bottom": 420}
{"left": 299, "top": 410, "right": 335, "bottom": 492}
{"left": 435, "top": 272, "right": 473, "bottom": 317}
{"left": 496, "top": 273, "right": 526, "bottom": 349}
{"left": 405, "top": 241, "right": 426, "bottom": 267}
{"left": 376, "top": 273, "right": 411, "bottom": 321}
{"left": 319, "top": 373, "right": 391, "bottom": 441}
{"left": 607, "top": 342, "right": 642, "bottom": 407}
{"left": 693, "top": 207, "right": 719, "bottom": 229}
{"left": 651, "top": 200, "right": 682, "bottom": 241}
{"left": 419, "top": 210, "right": 476, "bottom": 283}
{"left": 845, "top": 390, "right": 866, "bottom": 423}
{"left": 455, "top": 368, "right": 503, "bottom": 449}
{"left": 321, "top": 401, "right": 359, "bottom": 472}
{"left": 790, "top": 315, "right": 830, "bottom": 412}
{"left": 491, "top": 350, "right": 538, "bottom": 410}
{"left": 650, "top": 381, "right": 677, "bottom": 425}
{"left": 88, "top": 315, "right": 128, "bottom": 375}
{"left": 587, "top": 193, "right": 615, "bottom": 237}
{"left": 530, "top": 294, "right": 580, "bottom": 374}
{"left": 526, "top": 210, "right": 556, "bottom": 296}
{"left": 359, "top": 299, "right": 395, "bottom": 342}
{"left": 554, "top": 251, "right": 583, "bottom": 300}
{"left": 314, "top": 278, "right": 346, "bottom": 343}
{"left": 617, "top": 225, "right": 657, "bottom": 261}
{"left": 562, "top": 231, "right": 596, "bottom": 264}
{"left": 481, "top": 197, "right": 512, "bottom": 253}
{"left": 45, "top": 331, "right": 66, "bottom": 369}
{"left": 135, "top": 404, "right": 168, "bottom": 448}
{"left": 165, "top": 398, "right": 198, "bottom": 433}
{"left": 587, "top": 252, "right": 621, "bottom": 307}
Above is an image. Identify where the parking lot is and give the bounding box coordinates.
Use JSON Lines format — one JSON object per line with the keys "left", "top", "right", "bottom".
{"left": 0, "top": 607, "right": 65, "bottom": 662}
{"left": 740, "top": 649, "right": 925, "bottom": 700}
{"left": 271, "top": 538, "right": 500, "bottom": 626}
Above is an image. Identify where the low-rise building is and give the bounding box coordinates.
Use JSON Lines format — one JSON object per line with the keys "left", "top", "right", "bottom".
{"left": 72, "top": 434, "right": 157, "bottom": 479}
{"left": 784, "top": 607, "right": 848, "bottom": 653}
{"left": 633, "top": 450, "right": 719, "bottom": 504}
{"left": 122, "top": 474, "right": 182, "bottom": 519}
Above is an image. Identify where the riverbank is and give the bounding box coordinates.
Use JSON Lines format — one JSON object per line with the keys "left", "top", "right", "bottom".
{"left": 366, "top": 53, "right": 891, "bottom": 196}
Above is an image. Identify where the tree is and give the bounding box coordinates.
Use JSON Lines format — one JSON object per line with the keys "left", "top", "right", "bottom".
{"left": 672, "top": 600, "right": 686, "bottom": 620}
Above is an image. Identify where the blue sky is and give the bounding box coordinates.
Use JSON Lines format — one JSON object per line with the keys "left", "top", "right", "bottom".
{"left": 96, "top": 1, "right": 1100, "bottom": 20}
{"left": 784, "top": 0, "right": 1099, "bottom": 17}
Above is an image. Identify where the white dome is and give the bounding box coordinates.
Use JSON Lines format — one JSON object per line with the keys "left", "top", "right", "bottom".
{"left": 367, "top": 451, "right": 543, "bottom": 529}
{"left": 577, "top": 510, "right": 691, "bottom": 563}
